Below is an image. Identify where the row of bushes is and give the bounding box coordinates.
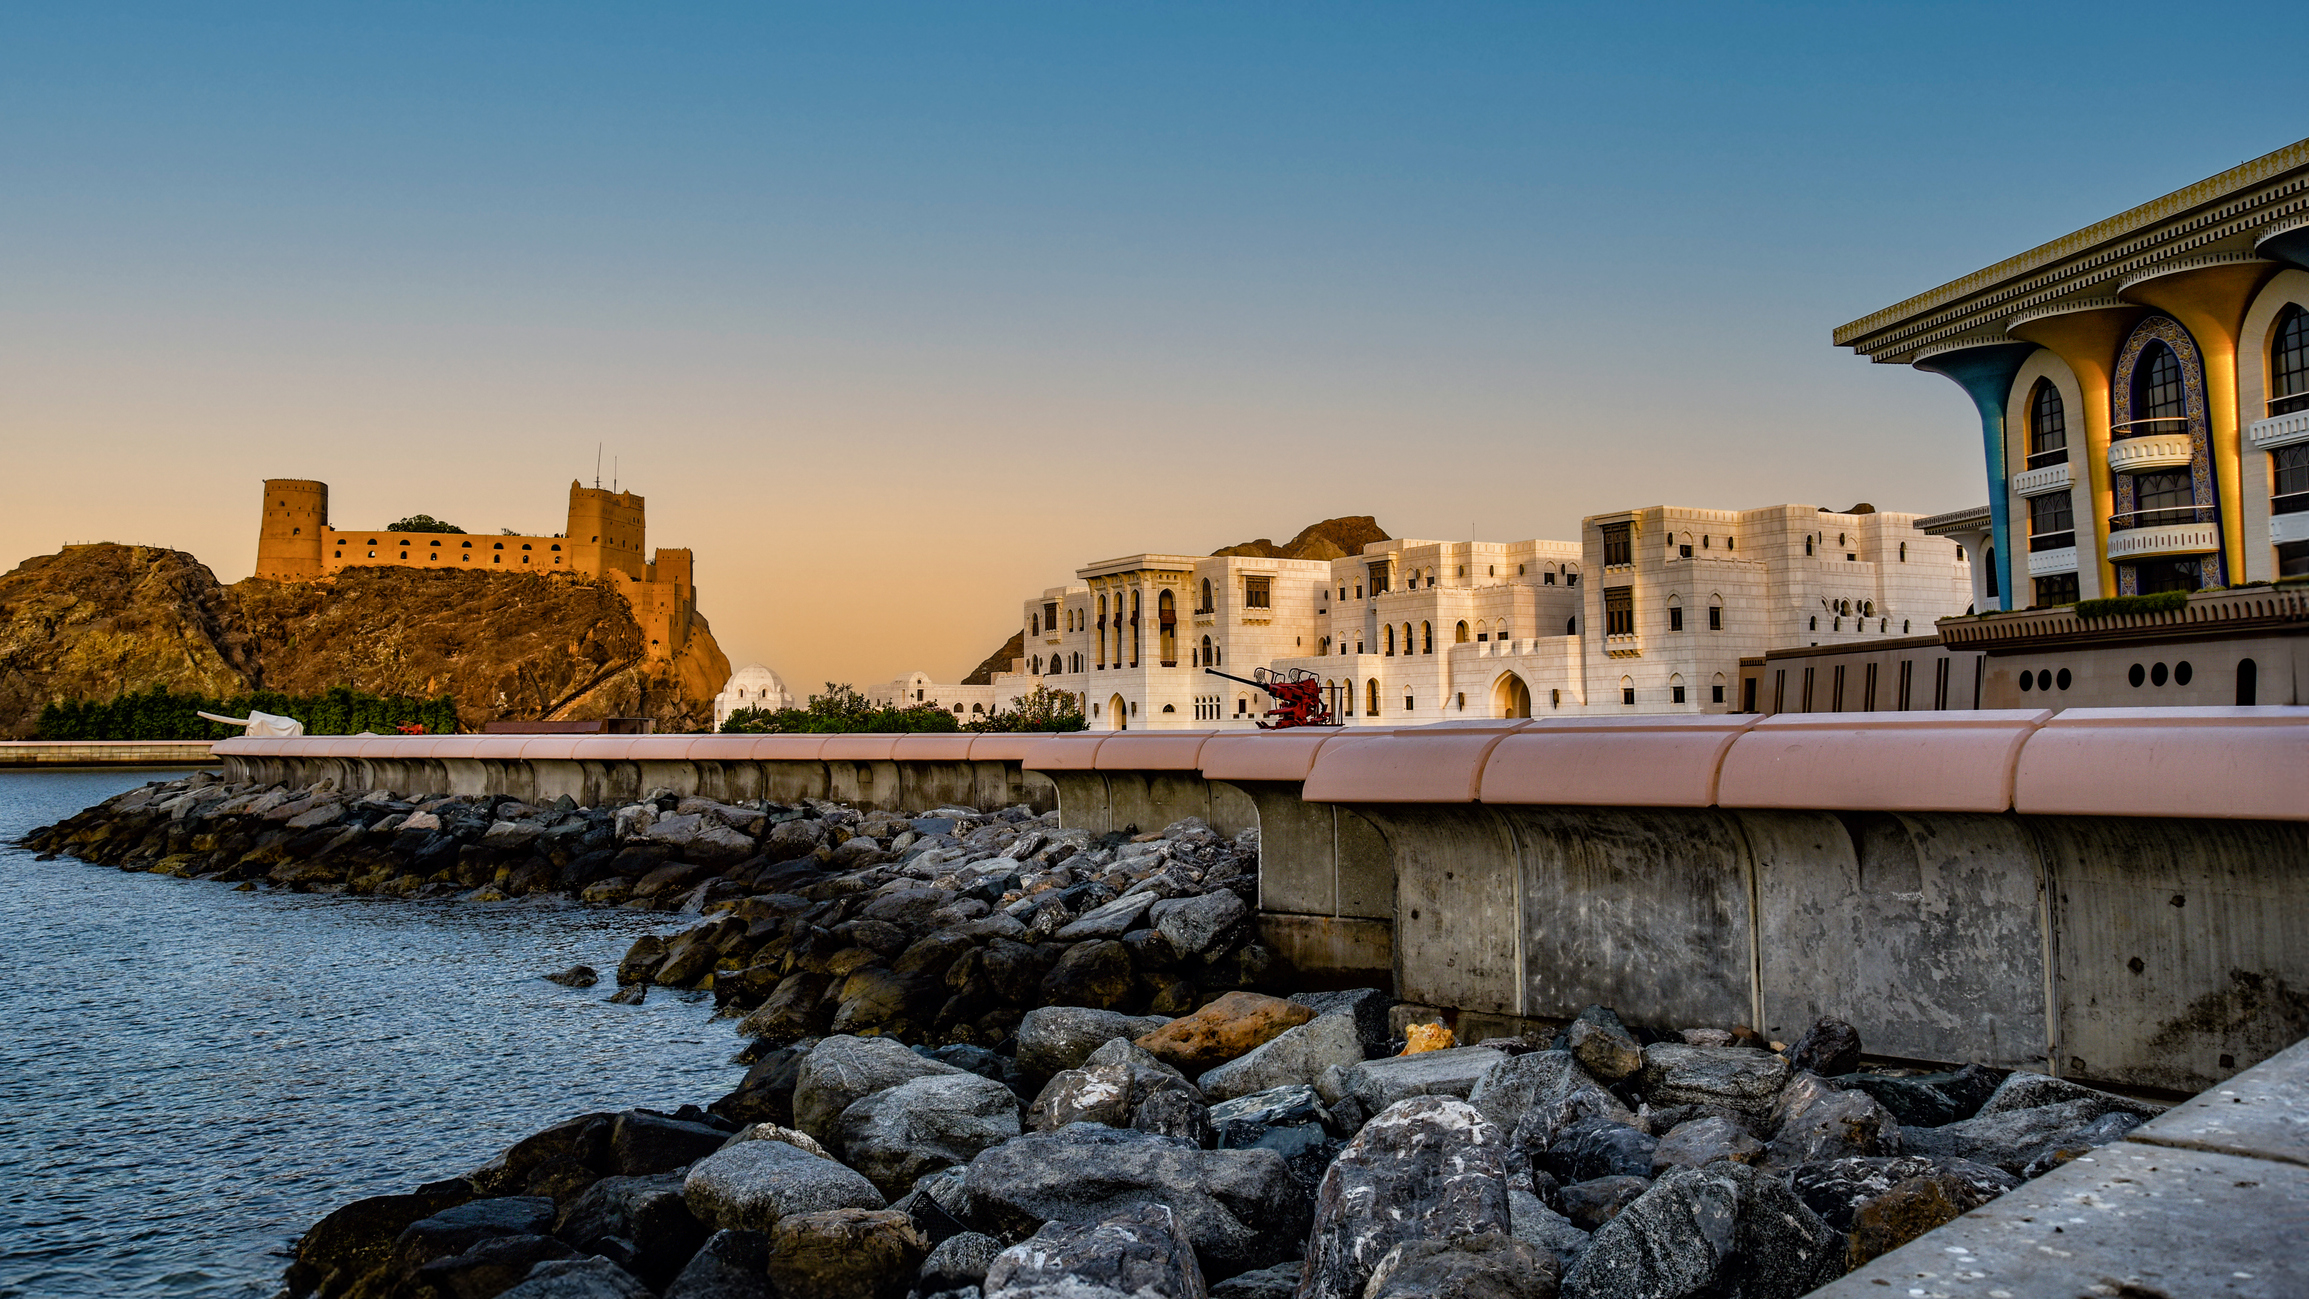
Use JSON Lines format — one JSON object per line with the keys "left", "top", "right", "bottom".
{"left": 722, "top": 684, "right": 960, "bottom": 734}
{"left": 720, "top": 683, "right": 1087, "bottom": 735}
{"left": 37, "top": 686, "right": 460, "bottom": 741}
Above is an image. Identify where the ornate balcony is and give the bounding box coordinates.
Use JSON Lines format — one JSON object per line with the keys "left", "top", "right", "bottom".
{"left": 2107, "top": 432, "right": 2193, "bottom": 473}
{"left": 2025, "top": 545, "right": 2078, "bottom": 577}
{"left": 2247, "top": 409, "right": 2309, "bottom": 451}
{"left": 2105, "top": 506, "right": 2220, "bottom": 560}
{"left": 2011, "top": 460, "right": 2071, "bottom": 496}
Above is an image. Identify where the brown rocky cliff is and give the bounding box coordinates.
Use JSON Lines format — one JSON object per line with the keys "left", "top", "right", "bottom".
{"left": 0, "top": 545, "right": 256, "bottom": 738}
{"left": 1211, "top": 515, "right": 1390, "bottom": 562}
{"left": 0, "top": 544, "right": 729, "bottom": 736}
{"left": 961, "top": 630, "right": 1025, "bottom": 686}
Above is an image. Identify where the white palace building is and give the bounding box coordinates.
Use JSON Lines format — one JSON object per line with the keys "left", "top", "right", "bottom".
{"left": 988, "top": 502, "right": 1974, "bottom": 729}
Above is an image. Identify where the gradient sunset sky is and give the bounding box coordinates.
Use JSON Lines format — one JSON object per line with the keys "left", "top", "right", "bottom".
{"left": 5, "top": 4, "right": 2301, "bottom": 691}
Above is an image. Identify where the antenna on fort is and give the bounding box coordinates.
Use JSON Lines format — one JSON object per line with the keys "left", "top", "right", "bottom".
{"left": 595, "top": 443, "right": 602, "bottom": 489}
{"left": 614, "top": 456, "right": 619, "bottom": 492}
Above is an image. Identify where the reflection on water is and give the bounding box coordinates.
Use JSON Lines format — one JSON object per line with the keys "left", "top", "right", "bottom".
{"left": 0, "top": 770, "right": 743, "bottom": 1298}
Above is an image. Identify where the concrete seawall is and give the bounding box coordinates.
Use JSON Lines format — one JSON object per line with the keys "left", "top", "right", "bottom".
{"left": 216, "top": 705, "right": 2309, "bottom": 1093}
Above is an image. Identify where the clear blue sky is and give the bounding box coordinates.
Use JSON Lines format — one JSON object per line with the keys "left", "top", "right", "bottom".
{"left": 4, "top": 3, "right": 2302, "bottom": 685}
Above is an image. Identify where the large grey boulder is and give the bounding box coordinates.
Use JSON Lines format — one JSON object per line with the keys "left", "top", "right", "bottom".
{"left": 1507, "top": 1070, "right": 1641, "bottom": 1156}
{"left": 835, "top": 1071, "right": 1022, "bottom": 1196}
{"left": 1017, "top": 1006, "right": 1173, "bottom": 1081}
{"left": 498, "top": 1257, "right": 656, "bottom": 1299}
{"left": 918, "top": 1231, "right": 1004, "bottom": 1296}
{"left": 1565, "top": 1008, "right": 1642, "bottom": 1083}
{"left": 682, "top": 1138, "right": 885, "bottom": 1232}
{"left": 1466, "top": 1051, "right": 1590, "bottom": 1134}
{"left": 1972, "top": 1071, "right": 2166, "bottom": 1122}
{"left": 1364, "top": 1232, "right": 1559, "bottom": 1299}
{"left": 1196, "top": 1011, "right": 1364, "bottom": 1102}
{"left": 1508, "top": 1187, "right": 1591, "bottom": 1276}
{"left": 662, "top": 1229, "right": 774, "bottom": 1299}
{"left": 1764, "top": 1079, "right": 1901, "bottom": 1168}
{"left": 1053, "top": 893, "right": 1158, "bottom": 941}
{"left": 1784, "top": 1155, "right": 2017, "bottom": 1233}
{"left": 1899, "top": 1097, "right": 2146, "bottom": 1177}
{"left": 1149, "top": 891, "right": 1246, "bottom": 956}
{"left": 1288, "top": 988, "right": 1392, "bottom": 1060}
{"left": 1650, "top": 1115, "right": 1765, "bottom": 1174}
{"left": 982, "top": 1202, "right": 1207, "bottom": 1299}
{"left": 963, "top": 1123, "right": 1308, "bottom": 1280}
{"left": 1562, "top": 1163, "right": 1842, "bottom": 1299}
{"left": 1299, "top": 1096, "right": 1513, "bottom": 1299}
{"left": 792, "top": 1035, "right": 964, "bottom": 1143}
{"left": 1633, "top": 1045, "right": 1789, "bottom": 1126}
{"left": 554, "top": 1174, "right": 708, "bottom": 1291}
{"left": 1328, "top": 1047, "right": 1506, "bottom": 1116}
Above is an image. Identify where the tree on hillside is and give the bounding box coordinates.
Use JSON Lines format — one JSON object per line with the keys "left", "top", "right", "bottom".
{"left": 387, "top": 515, "right": 465, "bottom": 533}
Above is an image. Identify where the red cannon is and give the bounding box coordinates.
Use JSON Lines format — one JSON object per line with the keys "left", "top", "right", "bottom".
{"left": 1202, "top": 666, "right": 1338, "bottom": 729}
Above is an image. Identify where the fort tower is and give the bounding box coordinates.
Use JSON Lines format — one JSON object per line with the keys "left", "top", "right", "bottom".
{"left": 565, "top": 482, "right": 647, "bottom": 583}
{"left": 255, "top": 479, "right": 329, "bottom": 580}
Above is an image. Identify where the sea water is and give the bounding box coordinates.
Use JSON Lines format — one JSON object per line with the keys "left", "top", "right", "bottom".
{"left": 0, "top": 769, "right": 744, "bottom": 1298}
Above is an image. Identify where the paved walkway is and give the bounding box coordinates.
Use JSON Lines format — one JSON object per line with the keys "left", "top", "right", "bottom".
{"left": 1815, "top": 1037, "right": 2309, "bottom": 1298}
{"left": 0, "top": 741, "right": 218, "bottom": 768}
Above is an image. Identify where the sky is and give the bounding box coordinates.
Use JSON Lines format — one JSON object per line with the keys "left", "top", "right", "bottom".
{"left": 4, "top": 3, "right": 2304, "bottom": 692}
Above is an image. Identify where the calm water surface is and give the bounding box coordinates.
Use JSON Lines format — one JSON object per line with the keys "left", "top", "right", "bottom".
{"left": 0, "top": 769, "right": 745, "bottom": 1299}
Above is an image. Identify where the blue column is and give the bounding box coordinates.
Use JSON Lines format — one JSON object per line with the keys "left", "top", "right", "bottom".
{"left": 1916, "top": 343, "right": 2038, "bottom": 612}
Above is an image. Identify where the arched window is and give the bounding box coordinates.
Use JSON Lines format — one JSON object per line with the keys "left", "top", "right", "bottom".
{"left": 1455, "top": 620, "right": 1470, "bottom": 643}
{"left": 2274, "top": 306, "right": 2309, "bottom": 416}
{"left": 1366, "top": 678, "right": 1380, "bottom": 716}
{"left": 1200, "top": 635, "right": 1213, "bottom": 666}
{"left": 1421, "top": 621, "right": 1433, "bottom": 653}
{"left": 2027, "top": 378, "right": 2067, "bottom": 466}
{"left": 1157, "top": 589, "right": 1177, "bottom": 666}
{"left": 1565, "top": 616, "right": 1576, "bottom": 635}
{"left": 1474, "top": 620, "right": 1487, "bottom": 643}
{"left": 493, "top": 542, "right": 504, "bottom": 549}
{"left": 1384, "top": 625, "right": 1395, "bottom": 656}
{"left": 1199, "top": 578, "right": 1213, "bottom": 613}
{"left": 2133, "top": 342, "right": 2185, "bottom": 428}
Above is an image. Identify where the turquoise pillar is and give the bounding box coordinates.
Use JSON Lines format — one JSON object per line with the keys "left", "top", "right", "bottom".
{"left": 1916, "top": 343, "right": 2037, "bottom": 611}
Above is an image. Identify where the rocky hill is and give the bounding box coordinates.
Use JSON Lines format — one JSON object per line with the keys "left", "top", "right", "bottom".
{"left": 961, "top": 631, "right": 1026, "bottom": 687}
{"left": 1211, "top": 515, "right": 1390, "bottom": 562}
{"left": 0, "top": 544, "right": 730, "bottom": 737}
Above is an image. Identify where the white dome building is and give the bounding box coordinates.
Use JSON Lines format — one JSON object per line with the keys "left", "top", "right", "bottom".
{"left": 714, "top": 664, "right": 796, "bottom": 729}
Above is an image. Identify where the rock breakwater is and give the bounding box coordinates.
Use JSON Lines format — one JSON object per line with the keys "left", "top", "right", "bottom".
{"left": 22, "top": 775, "right": 2178, "bottom": 1298}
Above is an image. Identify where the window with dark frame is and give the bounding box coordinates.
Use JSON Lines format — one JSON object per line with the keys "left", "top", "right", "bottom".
{"left": 1604, "top": 587, "right": 1634, "bottom": 636}
{"left": 1668, "top": 605, "right": 1683, "bottom": 632}
{"left": 2028, "top": 491, "right": 2074, "bottom": 550}
{"left": 2027, "top": 379, "right": 2068, "bottom": 467}
{"left": 1244, "top": 576, "right": 1271, "bottom": 609}
{"left": 1601, "top": 522, "right": 1631, "bottom": 567}
{"left": 2130, "top": 342, "right": 2186, "bottom": 433}
{"left": 1707, "top": 605, "right": 1722, "bottom": 630}
{"left": 2033, "top": 573, "right": 2079, "bottom": 607}
{"left": 2272, "top": 306, "right": 2309, "bottom": 416}
{"left": 2274, "top": 444, "right": 2309, "bottom": 516}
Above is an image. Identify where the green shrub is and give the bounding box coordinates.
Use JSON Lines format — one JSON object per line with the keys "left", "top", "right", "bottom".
{"left": 2073, "top": 591, "right": 2190, "bottom": 620}
{"left": 968, "top": 684, "right": 1087, "bottom": 733}
{"left": 37, "top": 684, "right": 459, "bottom": 740}
{"left": 386, "top": 514, "right": 465, "bottom": 533}
{"left": 721, "top": 683, "right": 961, "bottom": 734}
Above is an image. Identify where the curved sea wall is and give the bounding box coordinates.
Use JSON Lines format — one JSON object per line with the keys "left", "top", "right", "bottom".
{"left": 206, "top": 707, "right": 2309, "bottom": 1094}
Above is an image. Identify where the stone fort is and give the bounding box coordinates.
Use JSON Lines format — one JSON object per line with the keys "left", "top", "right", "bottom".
{"left": 253, "top": 477, "right": 701, "bottom": 662}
